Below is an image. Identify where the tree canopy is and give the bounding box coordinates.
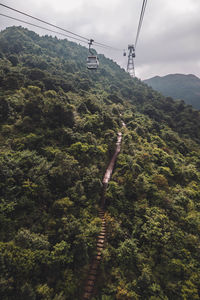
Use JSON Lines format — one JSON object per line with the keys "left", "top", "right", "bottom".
{"left": 0, "top": 26, "right": 200, "bottom": 299}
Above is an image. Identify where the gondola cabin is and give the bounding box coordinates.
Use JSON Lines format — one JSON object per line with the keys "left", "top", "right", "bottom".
{"left": 87, "top": 55, "right": 99, "bottom": 70}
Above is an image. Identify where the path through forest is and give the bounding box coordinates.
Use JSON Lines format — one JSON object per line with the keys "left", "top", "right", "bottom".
{"left": 83, "top": 128, "right": 124, "bottom": 299}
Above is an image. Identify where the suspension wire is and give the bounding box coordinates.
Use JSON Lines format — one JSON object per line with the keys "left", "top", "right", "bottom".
{"left": 0, "top": 3, "right": 89, "bottom": 41}
{"left": 135, "top": 0, "right": 146, "bottom": 48}
{"left": 136, "top": 1, "right": 146, "bottom": 44}
{"left": 0, "top": 13, "right": 122, "bottom": 52}
{"left": 135, "top": 0, "right": 147, "bottom": 49}
{"left": 0, "top": 3, "right": 124, "bottom": 52}
{"left": 0, "top": 13, "right": 89, "bottom": 44}
{"left": 94, "top": 41, "right": 122, "bottom": 52}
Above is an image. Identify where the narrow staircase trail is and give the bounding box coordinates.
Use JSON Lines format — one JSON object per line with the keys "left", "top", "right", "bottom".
{"left": 83, "top": 130, "right": 123, "bottom": 300}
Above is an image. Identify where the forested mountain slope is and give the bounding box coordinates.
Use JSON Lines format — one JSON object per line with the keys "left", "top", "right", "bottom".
{"left": 144, "top": 74, "right": 200, "bottom": 110}
{"left": 0, "top": 26, "right": 200, "bottom": 299}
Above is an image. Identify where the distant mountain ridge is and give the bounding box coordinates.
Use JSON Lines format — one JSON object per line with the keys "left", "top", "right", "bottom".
{"left": 144, "top": 73, "right": 200, "bottom": 109}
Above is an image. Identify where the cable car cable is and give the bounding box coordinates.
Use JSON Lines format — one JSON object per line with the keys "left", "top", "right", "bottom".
{"left": 0, "top": 13, "right": 121, "bottom": 53}
{"left": 94, "top": 41, "right": 122, "bottom": 51}
{"left": 135, "top": 0, "right": 147, "bottom": 49}
{"left": 0, "top": 3, "right": 89, "bottom": 41}
{"left": 0, "top": 3, "right": 124, "bottom": 52}
{"left": 0, "top": 13, "right": 89, "bottom": 44}
{"left": 135, "top": 1, "right": 146, "bottom": 48}
{"left": 135, "top": 0, "right": 147, "bottom": 48}
{"left": 0, "top": 2, "right": 149, "bottom": 75}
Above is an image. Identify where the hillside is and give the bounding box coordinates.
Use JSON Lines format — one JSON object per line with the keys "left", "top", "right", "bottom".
{"left": 144, "top": 74, "right": 200, "bottom": 110}
{"left": 0, "top": 26, "right": 200, "bottom": 300}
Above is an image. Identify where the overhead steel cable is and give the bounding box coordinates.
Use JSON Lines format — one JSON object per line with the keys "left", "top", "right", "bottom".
{"left": 136, "top": 1, "right": 145, "bottom": 44}
{"left": 135, "top": 0, "right": 147, "bottom": 49}
{"left": 135, "top": 0, "right": 146, "bottom": 48}
{"left": 135, "top": 0, "right": 147, "bottom": 48}
{"left": 0, "top": 13, "right": 89, "bottom": 44}
{"left": 0, "top": 13, "right": 122, "bottom": 53}
{"left": 0, "top": 3, "right": 89, "bottom": 41}
{"left": 94, "top": 41, "right": 122, "bottom": 52}
{"left": 0, "top": 2, "right": 124, "bottom": 52}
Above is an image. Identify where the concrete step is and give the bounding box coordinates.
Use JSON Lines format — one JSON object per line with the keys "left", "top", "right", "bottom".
{"left": 97, "top": 248, "right": 103, "bottom": 253}
{"left": 85, "top": 285, "right": 93, "bottom": 293}
{"left": 100, "top": 232, "right": 106, "bottom": 236}
{"left": 97, "top": 238, "right": 104, "bottom": 243}
{"left": 88, "top": 274, "right": 96, "bottom": 281}
{"left": 89, "top": 269, "right": 97, "bottom": 276}
{"left": 87, "top": 280, "right": 95, "bottom": 287}
{"left": 83, "top": 292, "right": 91, "bottom": 299}
{"left": 99, "top": 234, "right": 106, "bottom": 238}
{"left": 97, "top": 246, "right": 103, "bottom": 252}
{"left": 96, "top": 255, "right": 101, "bottom": 261}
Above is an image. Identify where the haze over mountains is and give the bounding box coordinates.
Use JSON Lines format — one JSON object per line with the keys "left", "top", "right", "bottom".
{"left": 144, "top": 74, "right": 200, "bottom": 110}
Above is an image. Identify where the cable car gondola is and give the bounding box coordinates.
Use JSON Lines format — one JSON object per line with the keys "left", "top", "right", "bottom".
{"left": 87, "top": 39, "right": 99, "bottom": 70}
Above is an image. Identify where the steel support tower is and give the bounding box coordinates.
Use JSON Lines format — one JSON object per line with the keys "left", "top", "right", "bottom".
{"left": 127, "top": 44, "right": 135, "bottom": 77}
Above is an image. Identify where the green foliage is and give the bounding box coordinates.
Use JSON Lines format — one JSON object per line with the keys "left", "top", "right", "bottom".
{"left": 15, "top": 229, "right": 50, "bottom": 250}
{"left": 0, "top": 26, "right": 200, "bottom": 299}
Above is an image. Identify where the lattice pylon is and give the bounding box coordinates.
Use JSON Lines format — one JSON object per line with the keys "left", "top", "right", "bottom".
{"left": 127, "top": 44, "right": 135, "bottom": 77}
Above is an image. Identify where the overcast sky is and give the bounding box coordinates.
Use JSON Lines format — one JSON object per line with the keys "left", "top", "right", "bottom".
{"left": 0, "top": 0, "right": 200, "bottom": 79}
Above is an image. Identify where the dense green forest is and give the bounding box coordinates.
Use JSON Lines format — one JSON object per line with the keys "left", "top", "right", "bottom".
{"left": 0, "top": 26, "right": 200, "bottom": 299}
{"left": 144, "top": 74, "right": 200, "bottom": 110}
